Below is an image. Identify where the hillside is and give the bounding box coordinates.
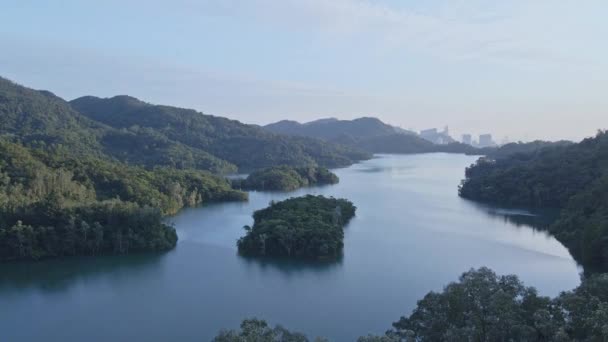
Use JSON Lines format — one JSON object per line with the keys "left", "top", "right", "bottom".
{"left": 0, "top": 138, "right": 246, "bottom": 261}
{"left": 233, "top": 165, "right": 339, "bottom": 191}
{"left": 70, "top": 96, "right": 370, "bottom": 171}
{"left": 473, "top": 140, "right": 573, "bottom": 160}
{"left": 264, "top": 117, "right": 476, "bottom": 155}
{"left": 459, "top": 131, "right": 608, "bottom": 268}
{"left": 265, "top": 117, "right": 413, "bottom": 140}
{"left": 0, "top": 75, "right": 372, "bottom": 260}
{"left": 0, "top": 77, "right": 236, "bottom": 173}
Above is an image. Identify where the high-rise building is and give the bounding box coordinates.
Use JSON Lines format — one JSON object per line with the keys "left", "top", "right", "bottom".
{"left": 462, "top": 134, "right": 472, "bottom": 145}
{"left": 479, "top": 134, "right": 495, "bottom": 148}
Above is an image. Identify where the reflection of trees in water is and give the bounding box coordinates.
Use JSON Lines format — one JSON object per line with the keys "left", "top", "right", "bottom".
{"left": 0, "top": 251, "right": 169, "bottom": 293}
{"left": 464, "top": 200, "right": 559, "bottom": 231}
{"left": 462, "top": 199, "right": 607, "bottom": 274}
{"left": 238, "top": 253, "right": 344, "bottom": 276}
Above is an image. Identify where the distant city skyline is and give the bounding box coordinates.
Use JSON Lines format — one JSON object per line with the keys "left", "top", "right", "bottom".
{"left": 2, "top": 0, "right": 606, "bottom": 142}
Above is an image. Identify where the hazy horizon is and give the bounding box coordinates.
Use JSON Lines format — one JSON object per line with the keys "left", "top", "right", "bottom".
{"left": 2, "top": 0, "right": 606, "bottom": 142}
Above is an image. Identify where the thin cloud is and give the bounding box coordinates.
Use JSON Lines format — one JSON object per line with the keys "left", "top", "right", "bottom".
{"left": 188, "top": 0, "right": 604, "bottom": 68}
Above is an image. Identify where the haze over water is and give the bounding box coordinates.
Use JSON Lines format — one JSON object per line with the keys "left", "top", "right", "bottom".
{"left": 0, "top": 154, "right": 580, "bottom": 341}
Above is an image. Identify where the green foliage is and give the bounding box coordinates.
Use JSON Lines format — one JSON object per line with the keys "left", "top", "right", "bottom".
{"left": 0, "top": 200, "right": 177, "bottom": 260}
{"left": 459, "top": 131, "right": 608, "bottom": 269}
{"left": 217, "top": 270, "right": 608, "bottom": 341}
{"left": 0, "top": 138, "right": 246, "bottom": 261}
{"left": 1, "top": 76, "right": 369, "bottom": 175}
{"left": 552, "top": 173, "right": 608, "bottom": 267}
{"left": 0, "top": 77, "right": 236, "bottom": 174}
{"left": 392, "top": 267, "right": 562, "bottom": 341}
{"left": 237, "top": 195, "right": 356, "bottom": 259}
{"left": 459, "top": 132, "right": 607, "bottom": 208}
{"left": 69, "top": 95, "right": 370, "bottom": 170}
{"left": 0, "top": 75, "right": 364, "bottom": 261}
{"left": 213, "top": 318, "right": 320, "bottom": 342}
{"left": 473, "top": 140, "right": 573, "bottom": 160}
{"left": 234, "top": 166, "right": 339, "bottom": 191}
{"left": 363, "top": 268, "right": 608, "bottom": 342}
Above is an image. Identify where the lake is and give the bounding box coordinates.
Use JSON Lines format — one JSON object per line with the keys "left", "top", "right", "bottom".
{"left": 0, "top": 154, "right": 581, "bottom": 341}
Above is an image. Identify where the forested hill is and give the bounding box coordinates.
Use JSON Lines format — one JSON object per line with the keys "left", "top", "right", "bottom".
{"left": 0, "top": 76, "right": 369, "bottom": 173}
{"left": 264, "top": 117, "right": 478, "bottom": 155}
{"left": 459, "top": 131, "right": 608, "bottom": 268}
{"left": 0, "top": 77, "right": 237, "bottom": 173}
{"left": 473, "top": 140, "right": 573, "bottom": 160}
{"left": 0, "top": 137, "right": 246, "bottom": 261}
{"left": 233, "top": 165, "right": 339, "bottom": 191}
{"left": 0, "top": 76, "right": 257, "bottom": 260}
{"left": 70, "top": 95, "right": 370, "bottom": 171}
{"left": 264, "top": 117, "right": 414, "bottom": 140}
{"left": 0, "top": 77, "right": 103, "bottom": 155}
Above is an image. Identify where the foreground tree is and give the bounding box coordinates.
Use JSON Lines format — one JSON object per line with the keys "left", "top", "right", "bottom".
{"left": 216, "top": 269, "right": 608, "bottom": 341}
{"left": 392, "top": 267, "right": 563, "bottom": 341}
{"left": 213, "top": 319, "right": 316, "bottom": 342}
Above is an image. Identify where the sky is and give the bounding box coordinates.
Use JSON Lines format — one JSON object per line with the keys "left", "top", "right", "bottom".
{"left": 1, "top": 0, "right": 606, "bottom": 142}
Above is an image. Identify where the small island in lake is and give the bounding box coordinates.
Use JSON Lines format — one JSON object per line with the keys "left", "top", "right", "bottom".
{"left": 237, "top": 195, "right": 356, "bottom": 259}
{"left": 233, "top": 166, "right": 339, "bottom": 191}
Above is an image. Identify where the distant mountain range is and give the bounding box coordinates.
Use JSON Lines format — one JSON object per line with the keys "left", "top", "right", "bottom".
{"left": 264, "top": 117, "right": 478, "bottom": 155}
{"left": 265, "top": 117, "right": 415, "bottom": 140}
{"left": 0, "top": 76, "right": 370, "bottom": 174}
{"left": 1, "top": 75, "right": 567, "bottom": 174}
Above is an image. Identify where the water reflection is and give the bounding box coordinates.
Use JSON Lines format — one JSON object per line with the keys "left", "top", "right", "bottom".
{"left": 464, "top": 200, "right": 559, "bottom": 230}
{"left": 238, "top": 254, "right": 344, "bottom": 276}
{"left": 0, "top": 251, "right": 169, "bottom": 293}
{"left": 0, "top": 154, "right": 583, "bottom": 342}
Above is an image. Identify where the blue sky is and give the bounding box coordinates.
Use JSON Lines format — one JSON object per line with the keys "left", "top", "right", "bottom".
{"left": 1, "top": 0, "right": 606, "bottom": 141}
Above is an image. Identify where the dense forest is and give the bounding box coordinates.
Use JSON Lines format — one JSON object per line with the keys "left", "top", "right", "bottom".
{"left": 472, "top": 140, "right": 573, "bottom": 160}
{"left": 0, "top": 76, "right": 273, "bottom": 260}
{"left": 0, "top": 138, "right": 246, "bottom": 261}
{"left": 237, "top": 195, "right": 356, "bottom": 259}
{"left": 0, "top": 77, "right": 237, "bottom": 174}
{"left": 459, "top": 131, "right": 608, "bottom": 268}
{"left": 233, "top": 166, "right": 339, "bottom": 191}
{"left": 0, "top": 75, "right": 370, "bottom": 260}
{"left": 70, "top": 95, "right": 370, "bottom": 171}
{"left": 215, "top": 268, "right": 608, "bottom": 341}
{"left": 213, "top": 319, "right": 314, "bottom": 342}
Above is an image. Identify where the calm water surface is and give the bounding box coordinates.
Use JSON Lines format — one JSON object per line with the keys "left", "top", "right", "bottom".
{"left": 0, "top": 154, "right": 581, "bottom": 341}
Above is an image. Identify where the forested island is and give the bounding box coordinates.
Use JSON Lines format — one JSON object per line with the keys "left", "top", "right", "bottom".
{"left": 232, "top": 166, "right": 339, "bottom": 191}
{"left": 459, "top": 131, "right": 608, "bottom": 269}
{"left": 237, "top": 195, "right": 356, "bottom": 259}
{"left": 214, "top": 268, "right": 608, "bottom": 341}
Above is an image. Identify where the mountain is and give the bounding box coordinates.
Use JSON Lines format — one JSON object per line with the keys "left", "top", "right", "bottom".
{"left": 474, "top": 140, "right": 573, "bottom": 160}
{"left": 0, "top": 77, "right": 103, "bottom": 153}
{"left": 70, "top": 96, "right": 370, "bottom": 171}
{"left": 265, "top": 117, "right": 476, "bottom": 155}
{"left": 265, "top": 117, "right": 414, "bottom": 140}
{"left": 0, "top": 77, "right": 251, "bottom": 260}
{"left": 0, "top": 77, "right": 236, "bottom": 173}
{"left": 459, "top": 131, "right": 608, "bottom": 268}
